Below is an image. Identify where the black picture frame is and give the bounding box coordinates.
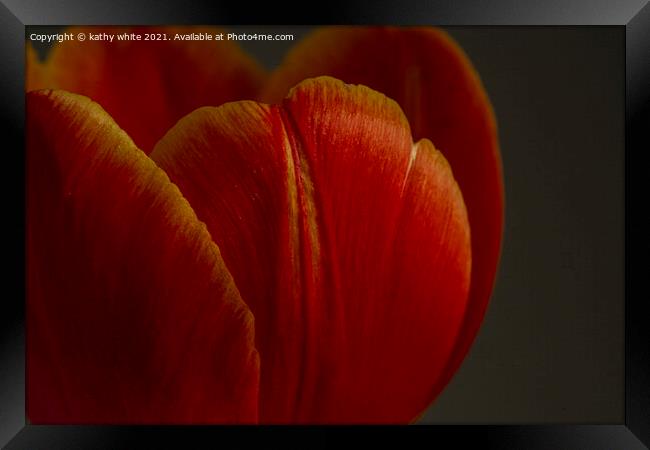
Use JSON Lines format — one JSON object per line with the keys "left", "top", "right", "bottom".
{"left": 1, "top": 1, "right": 648, "bottom": 448}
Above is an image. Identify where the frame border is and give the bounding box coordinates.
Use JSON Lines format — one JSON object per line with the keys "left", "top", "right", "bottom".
{"left": 1, "top": 1, "right": 647, "bottom": 448}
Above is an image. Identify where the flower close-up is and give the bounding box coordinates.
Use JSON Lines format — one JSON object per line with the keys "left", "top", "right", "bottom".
{"left": 26, "top": 26, "right": 504, "bottom": 424}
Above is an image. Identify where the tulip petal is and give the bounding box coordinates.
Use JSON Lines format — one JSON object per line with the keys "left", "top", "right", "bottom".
{"left": 152, "top": 77, "right": 471, "bottom": 423}
{"left": 263, "top": 27, "right": 504, "bottom": 397}
{"left": 26, "top": 26, "right": 266, "bottom": 154}
{"left": 27, "top": 90, "right": 259, "bottom": 423}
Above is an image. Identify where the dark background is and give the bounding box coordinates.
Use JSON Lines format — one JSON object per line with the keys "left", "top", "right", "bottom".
{"left": 423, "top": 27, "right": 624, "bottom": 424}
{"left": 26, "top": 26, "right": 625, "bottom": 424}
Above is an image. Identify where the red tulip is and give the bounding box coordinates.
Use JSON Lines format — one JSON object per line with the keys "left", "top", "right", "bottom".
{"left": 26, "top": 26, "right": 502, "bottom": 424}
